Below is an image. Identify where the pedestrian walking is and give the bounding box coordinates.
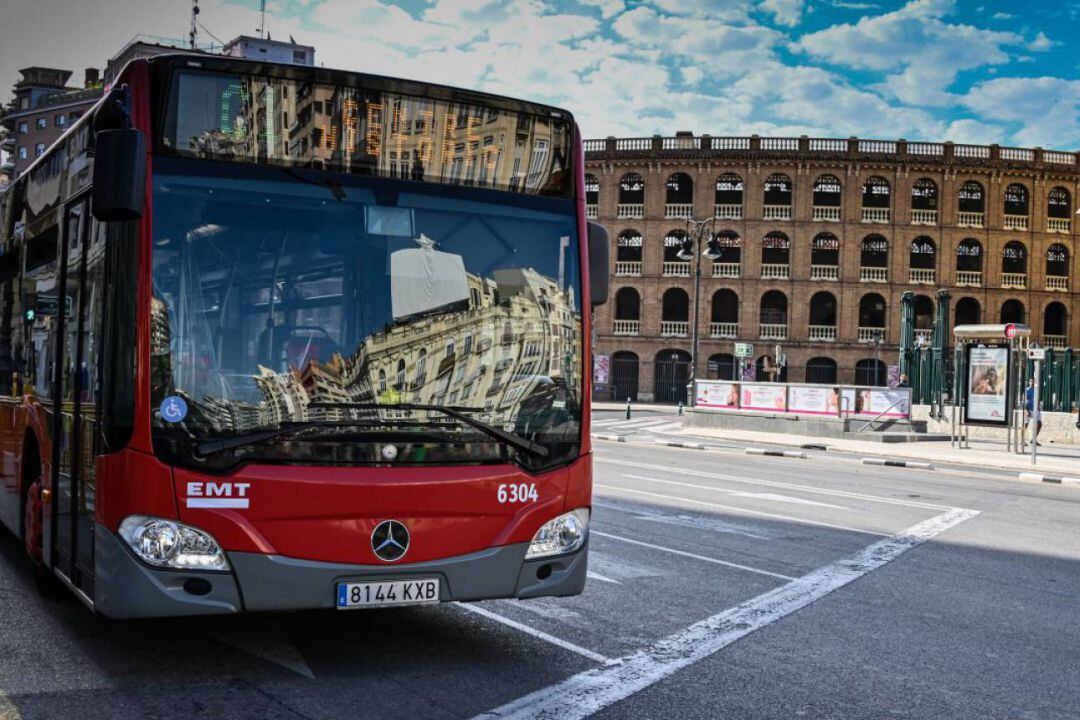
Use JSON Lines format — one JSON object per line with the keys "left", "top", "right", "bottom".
{"left": 1025, "top": 378, "right": 1042, "bottom": 446}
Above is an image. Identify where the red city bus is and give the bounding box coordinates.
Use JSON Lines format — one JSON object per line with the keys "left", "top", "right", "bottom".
{"left": 0, "top": 54, "right": 608, "bottom": 617}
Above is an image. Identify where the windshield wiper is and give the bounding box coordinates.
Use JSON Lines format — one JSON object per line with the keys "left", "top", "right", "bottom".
{"left": 307, "top": 402, "right": 550, "bottom": 459}
{"left": 193, "top": 420, "right": 342, "bottom": 456}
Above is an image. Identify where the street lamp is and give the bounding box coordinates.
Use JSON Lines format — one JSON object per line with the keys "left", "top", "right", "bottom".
{"left": 676, "top": 216, "right": 719, "bottom": 406}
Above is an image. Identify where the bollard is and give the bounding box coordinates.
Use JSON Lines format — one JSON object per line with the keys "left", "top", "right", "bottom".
{"left": 625, "top": 397, "right": 631, "bottom": 420}
{"left": 678, "top": 401, "right": 683, "bottom": 416}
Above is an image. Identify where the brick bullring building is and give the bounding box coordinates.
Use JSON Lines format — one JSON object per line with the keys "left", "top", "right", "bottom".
{"left": 585, "top": 134, "right": 1079, "bottom": 403}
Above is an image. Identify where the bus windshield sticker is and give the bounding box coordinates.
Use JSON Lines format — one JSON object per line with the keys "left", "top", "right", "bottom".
{"left": 161, "top": 396, "right": 188, "bottom": 423}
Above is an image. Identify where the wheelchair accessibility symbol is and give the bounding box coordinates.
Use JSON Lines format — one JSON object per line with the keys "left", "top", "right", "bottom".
{"left": 160, "top": 396, "right": 188, "bottom": 423}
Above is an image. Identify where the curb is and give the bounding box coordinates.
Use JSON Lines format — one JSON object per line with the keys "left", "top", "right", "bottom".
{"left": 1018, "top": 472, "right": 1080, "bottom": 486}
{"left": 592, "top": 434, "right": 626, "bottom": 442}
{"left": 861, "top": 458, "right": 934, "bottom": 469}
{"left": 654, "top": 440, "right": 706, "bottom": 450}
{"left": 746, "top": 448, "right": 807, "bottom": 459}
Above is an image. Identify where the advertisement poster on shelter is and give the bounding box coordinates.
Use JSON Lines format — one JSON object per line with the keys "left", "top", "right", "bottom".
{"left": 788, "top": 386, "right": 841, "bottom": 415}
{"left": 965, "top": 344, "right": 1010, "bottom": 425}
{"left": 695, "top": 381, "right": 740, "bottom": 409}
{"left": 593, "top": 355, "right": 610, "bottom": 386}
{"left": 740, "top": 384, "right": 787, "bottom": 411}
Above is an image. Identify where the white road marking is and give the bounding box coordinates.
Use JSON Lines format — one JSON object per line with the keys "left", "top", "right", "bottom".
{"left": 623, "top": 474, "right": 849, "bottom": 510}
{"left": 454, "top": 603, "right": 609, "bottom": 664}
{"left": 472, "top": 507, "right": 980, "bottom": 720}
{"left": 586, "top": 571, "right": 622, "bottom": 585}
{"left": 593, "top": 499, "right": 772, "bottom": 540}
{"left": 596, "top": 483, "right": 889, "bottom": 537}
{"left": 203, "top": 619, "right": 315, "bottom": 679}
{"left": 592, "top": 531, "right": 796, "bottom": 581}
{"left": 599, "top": 457, "right": 953, "bottom": 511}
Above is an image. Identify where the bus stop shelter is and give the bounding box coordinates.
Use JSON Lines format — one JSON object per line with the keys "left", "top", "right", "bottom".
{"left": 951, "top": 323, "right": 1030, "bottom": 452}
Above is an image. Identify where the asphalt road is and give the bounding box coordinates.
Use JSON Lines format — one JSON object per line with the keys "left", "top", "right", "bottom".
{"left": 2, "top": 411, "right": 1079, "bottom": 719}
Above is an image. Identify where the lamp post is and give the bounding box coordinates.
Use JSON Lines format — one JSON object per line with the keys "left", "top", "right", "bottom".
{"left": 676, "top": 216, "right": 719, "bottom": 406}
{"left": 873, "top": 328, "right": 883, "bottom": 386}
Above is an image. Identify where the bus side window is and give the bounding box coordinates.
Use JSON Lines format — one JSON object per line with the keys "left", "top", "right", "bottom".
{"left": 22, "top": 224, "right": 61, "bottom": 400}
{"left": 0, "top": 253, "right": 22, "bottom": 396}
{"left": 99, "top": 220, "right": 138, "bottom": 453}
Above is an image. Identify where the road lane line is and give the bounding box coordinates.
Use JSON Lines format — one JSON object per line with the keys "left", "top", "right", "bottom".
{"left": 598, "top": 457, "right": 954, "bottom": 511}
{"left": 453, "top": 603, "right": 609, "bottom": 664}
{"left": 596, "top": 483, "right": 890, "bottom": 537}
{"left": 586, "top": 571, "right": 622, "bottom": 585}
{"left": 623, "top": 474, "right": 849, "bottom": 510}
{"left": 472, "top": 507, "right": 980, "bottom": 720}
{"left": 592, "top": 499, "right": 772, "bottom": 540}
{"left": 592, "top": 531, "right": 795, "bottom": 581}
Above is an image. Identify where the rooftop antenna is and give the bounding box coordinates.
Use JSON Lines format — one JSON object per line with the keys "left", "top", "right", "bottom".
{"left": 189, "top": 0, "right": 200, "bottom": 49}
{"left": 257, "top": 0, "right": 267, "bottom": 39}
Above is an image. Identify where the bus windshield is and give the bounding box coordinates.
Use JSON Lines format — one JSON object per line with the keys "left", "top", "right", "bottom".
{"left": 150, "top": 159, "right": 583, "bottom": 470}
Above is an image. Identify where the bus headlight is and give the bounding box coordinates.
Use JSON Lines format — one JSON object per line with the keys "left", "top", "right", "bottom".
{"left": 525, "top": 508, "right": 589, "bottom": 559}
{"left": 118, "top": 515, "right": 230, "bottom": 572}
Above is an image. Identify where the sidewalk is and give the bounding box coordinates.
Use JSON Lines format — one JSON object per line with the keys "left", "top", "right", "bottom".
{"left": 593, "top": 401, "right": 683, "bottom": 413}
{"left": 669, "top": 425, "right": 1080, "bottom": 477}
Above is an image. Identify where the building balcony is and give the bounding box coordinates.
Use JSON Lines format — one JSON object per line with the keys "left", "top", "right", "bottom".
{"left": 710, "top": 322, "right": 738, "bottom": 339}
{"left": 613, "top": 320, "right": 640, "bottom": 336}
{"left": 1048, "top": 217, "right": 1070, "bottom": 233}
{"left": 615, "top": 261, "right": 642, "bottom": 276}
{"left": 812, "top": 206, "right": 840, "bottom": 221}
{"left": 760, "top": 323, "right": 788, "bottom": 340}
{"left": 1044, "top": 335, "right": 1068, "bottom": 350}
{"left": 911, "top": 209, "right": 937, "bottom": 225}
{"left": 808, "top": 325, "right": 837, "bottom": 342}
{"left": 662, "top": 261, "right": 690, "bottom": 277}
{"left": 914, "top": 328, "right": 933, "bottom": 345}
{"left": 762, "top": 204, "right": 791, "bottom": 221}
{"left": 714, "top": 203, "right": 742, "bottom": 219}
{"left": 1001, "top": 273, "right": 1027, "bottom": 289}
{"left": 712, "top": 262, "right": 740, "bottom": 278}
{"left": 617, "top": 203, "right": 644, "bottom": 219}
{"left": 857, "top": 327, "right": 886, "bottom": 343}
{"left": 761, "top": 263, "right": 789, "bottom": 279}
{"left": 909, "top": 268, "right": 936, "bottom": 285}
{"left": 665, "top": 203, "right": 693, "bottom": 219}
{"left": 811, "top": 264, "right": 839, "bottom": 281}
{"left": 1046, "top": 275, "right": 1069, "bottom": 292}
{"left": 660, "top": 321, "right": 689, "bottom": 337}
{"left": 860, "top": 266, "right": 888, "bottom": 283}
{"left": 586, "top": 204, "right": 598, "bottom": 219}
{"left": 1003, "top": 214, "right": 1028, "bottom": 230}
{"left": 957, "top": 211, "right": 984, "bottom": 228}
{"left": 861, "top": 207, "right": 890, "bottom": 223}
{"left": 956, "top": 271, "right": 982, "bottom": 287}
{"left": 0, "top": 135, "right": 14, "bottom": 152}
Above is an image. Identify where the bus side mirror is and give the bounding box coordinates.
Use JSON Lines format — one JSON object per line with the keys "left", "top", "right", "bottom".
{"left": 92, "top": 129, "right": 146, "bottom": 222}
{"left": 587, "top": 221, "right": 609, "bottom": 306}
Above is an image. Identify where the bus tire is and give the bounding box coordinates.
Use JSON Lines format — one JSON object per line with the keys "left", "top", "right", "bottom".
{"left": 23, "top": 477, "right": 63, "bottom": 600}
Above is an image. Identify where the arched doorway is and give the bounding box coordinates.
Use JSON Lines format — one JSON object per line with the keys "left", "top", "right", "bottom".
{"left": 955, "top": 297, "right": 981, "bottom": 327}
{"left": 855, "top": 358, "right": 887, "bottom": 387}
{"left": 806, "top": 357, "right": 838, "bottom": 384}
{"left": 654, "top": 349, "right": 691, "bottom": 404}
{"left": 707, "top": 353, "right": 736, "bottom": 381}
{"left": 611, "top": 351, "right": 639, "bottom": 402}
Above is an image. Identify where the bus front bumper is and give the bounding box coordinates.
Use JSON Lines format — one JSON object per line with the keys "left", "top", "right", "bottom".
{"left": 93, "top": 524, "right": 587, "bottom": 619}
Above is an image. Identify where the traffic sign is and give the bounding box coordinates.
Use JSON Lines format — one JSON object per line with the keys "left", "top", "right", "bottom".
{"left": 734, "top": 342, "right": 754, "bottom": 358}
{"left": 1028, "top": 347, "right": 1046, "bottom": 361}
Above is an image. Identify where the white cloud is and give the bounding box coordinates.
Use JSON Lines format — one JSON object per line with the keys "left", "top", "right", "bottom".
{"left": 944, "top": 118, "right": 1005, "bottom": 144}
{"left": 612, "top": 6, "right": 783, "bottom": 62}
{"left": 991, "top": 11, "right": 1014, "bottom": 19}
{"left": 961, "top": 76, "right": 1080, "bottom": 148}
{"left": 758, "top": 0, "right": 805, "bottom": 27}
{"left": 1028, "top": 31, "right": 1056, "bottom": 51}
{"left": 829, "top": 1, "right": 880, "bottom": 9}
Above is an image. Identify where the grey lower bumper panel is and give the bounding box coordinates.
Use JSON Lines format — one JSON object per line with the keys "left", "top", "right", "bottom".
{"left": 93, "top": 523, "right": 587, "bottom": 617}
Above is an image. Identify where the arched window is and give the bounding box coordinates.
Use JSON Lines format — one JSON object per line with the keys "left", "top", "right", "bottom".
{"left": 662, "top": 288, "right": 689, "bottom": 322}
{"left": 813, "top": 174, "right": 842, "bottom": 207}
{"left": 663, "top": 229, "right": 689, "bottom": 263}
{"left": 1002, "top": 241, "right": 1027, "bottom": 275}
{"left": 1048, "top": 187, "right": 1071, "bottom": 219}
{"left": 1004, "top": 183, "right": 1029, "bottom": 217}
{"left": 763, "top": 173, "right": 792, "bottom": 206}
{"left": 711, "top": 289, "right": 739, "bottom": 324}
{"left": 860, "top": 235, "right": 889, "bottom": 267}
{"left": 710, "top": 230, "right": 742, "bottom": 267}
{"left": 859, "top": 293, "right": 886, "bottom": 328}
{"left": 909, "top": 236, "right": 936, "bottom": 271}
{"left": 914, "top": 295, "right": 934, "bottom": 331}
{"left": 618, "top": 173, "right": 644, "bottom": 204}
{"left": 958, "top": 181, "right": 985, "bottom": 214}
{"left": 395, "top": 358, "right": 407, "bottom": 389}
{"left": 762, "top": 231, "right": 790, "bottom": 268}
{"left": 654, "top": 349, "right": 691, "bottom": 404}
{"left": 666, "top": 173, "right": 693, "bottom": 204}
{"left": 584, "top": 174, "right": 599, "bottom": 206}
{"left": 760, "top": 290, "right": 788, "bottom": 325}
{"left": 378, "top": 368, "right": 387, "bottom": 393}
{"left": 415, "top": 349, "right": 428, "bottom": 385}
{"left": 809, "top": 291, "right": 837, "bottom": 326}
{"left": 715, "top": 173, "right": 744, "bottom": 206}
{"left": 707, "top": 353, "right": 737, "bottom": 381}
{"left": 1046, "top": 243, "right": 1069, "bottom": 278}
{"left": 806, "top": 357, "right": 838, "bottom": 384}
{"left": 1000, "top": 299, "right": 1025, "bottom": 325}
{"left": 911, "top": 178, "right": 938, "bottom": 210}
{"left": 616, "top": 230, "right": 643, "bottom": 263}
{"left": 855, "top": 359, "right": 887, "bottom": 387}
{"left": 811, "top": 233, "right": 840, "bottom": 272}
{"left": 955, "top": 297, "right": 981, "bottom": 326}
{"left": 861, "top": 176, "right": 890, "bottom": 207}
{"left": 614, "top": 287, "right": 640, "bottom": 320}
{"left": 956, "top": 238, "right": 983, "bottom": 272}
{"left": 612, "top": 351, "right": 639, "bottom": 402}
{"left": 1044, "top": 302, "right": 1068, "bottom": 338}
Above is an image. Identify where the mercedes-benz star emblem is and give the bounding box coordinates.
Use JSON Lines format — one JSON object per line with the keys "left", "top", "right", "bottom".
{"left": 371, "top": 520, "right": 410, "bottom": 562}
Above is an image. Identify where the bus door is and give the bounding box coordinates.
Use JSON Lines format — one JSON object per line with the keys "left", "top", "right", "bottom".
{"left": 51, "top": 195, "right": 101, "bottom": 596}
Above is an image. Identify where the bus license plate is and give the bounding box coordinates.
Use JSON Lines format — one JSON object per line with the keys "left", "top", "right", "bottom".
{"left": 336, "top": 579, "right": 440, "bottom": 609}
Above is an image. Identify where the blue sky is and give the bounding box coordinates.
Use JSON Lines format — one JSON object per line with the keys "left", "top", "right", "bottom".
{"left": 2, "top": 0, "right": 1079, "bottom": 148}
